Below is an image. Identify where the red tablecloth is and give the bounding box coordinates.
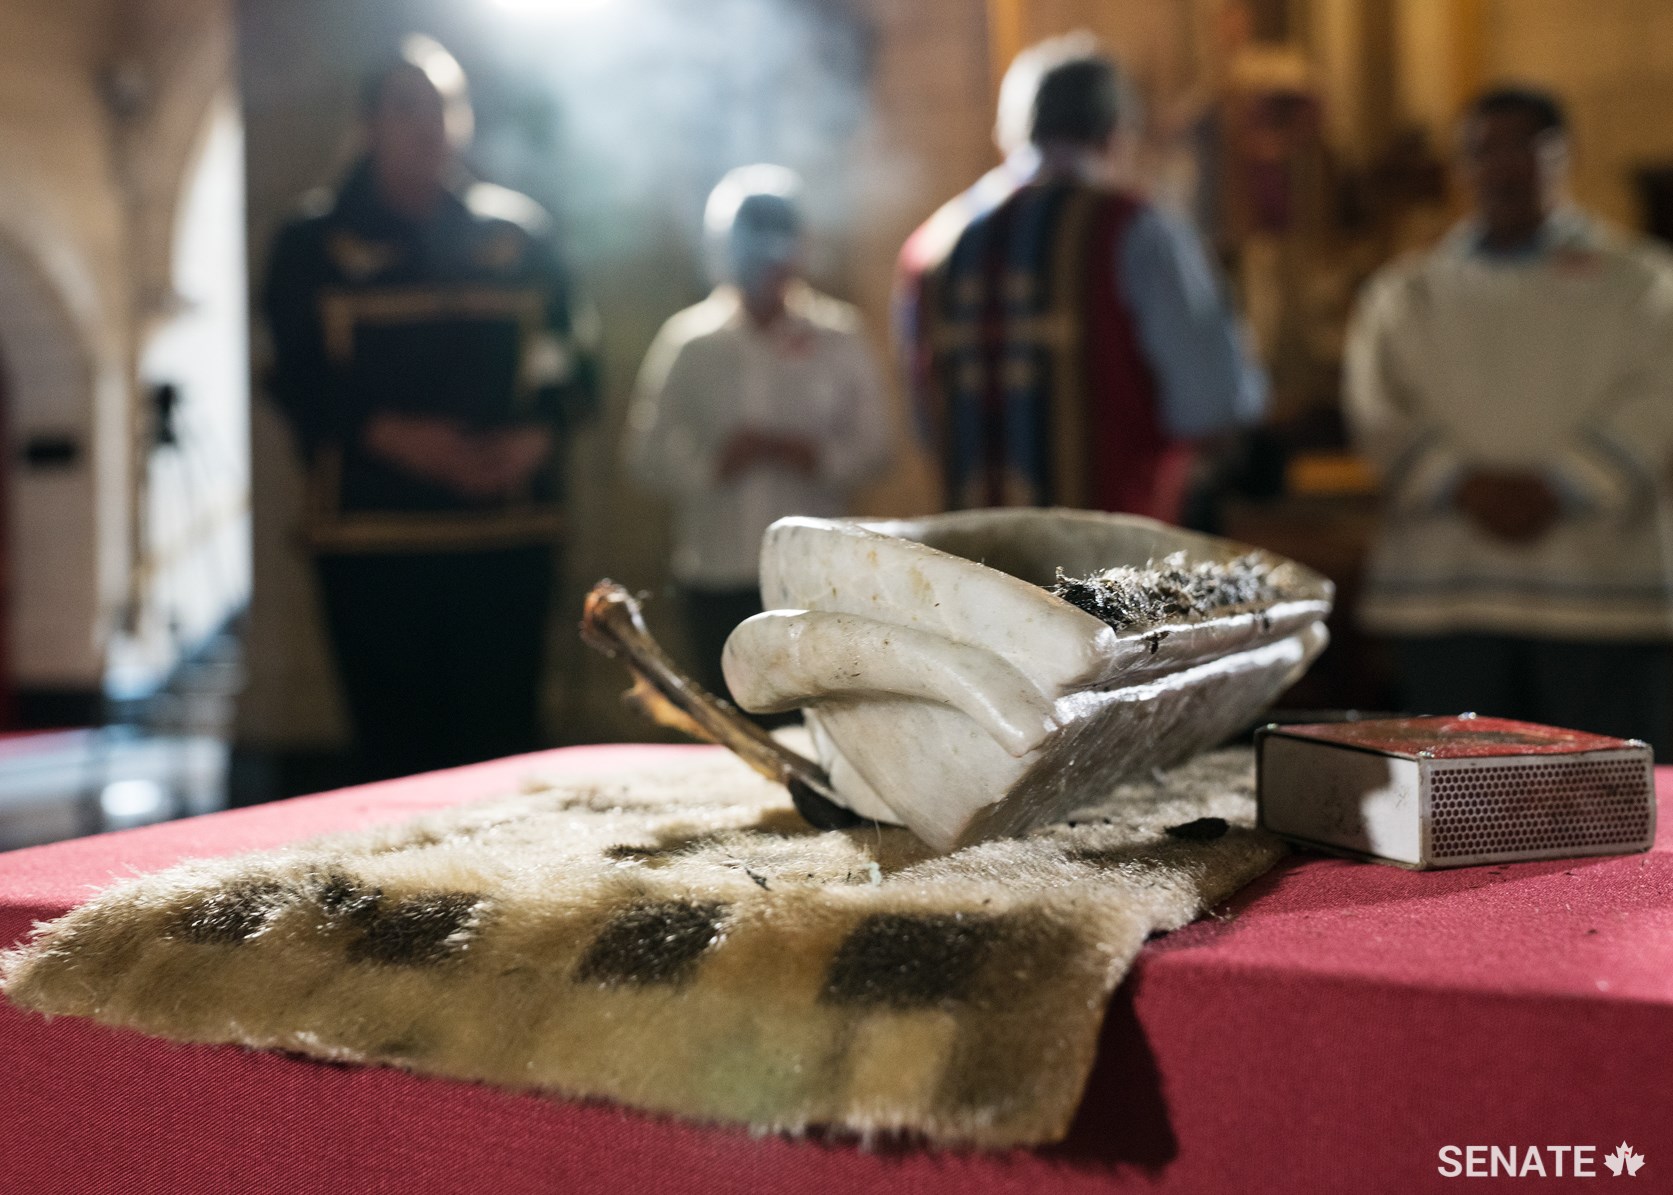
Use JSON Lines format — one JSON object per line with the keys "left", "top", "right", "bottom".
{"left": 3, "top": 745, "right": 1669, "bottom": 1194}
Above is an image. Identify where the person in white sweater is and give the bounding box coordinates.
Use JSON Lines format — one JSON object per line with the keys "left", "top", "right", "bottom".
{"left": 625, "top": 165, "right": 895, "bottom": 699}
{"left": 1345, "top": 86, "right": 1673, "bottom": 752}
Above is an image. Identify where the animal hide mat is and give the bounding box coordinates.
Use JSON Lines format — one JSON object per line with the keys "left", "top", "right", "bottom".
{"left": 2, "top": 747, "right": 1282, "bottom": 1148}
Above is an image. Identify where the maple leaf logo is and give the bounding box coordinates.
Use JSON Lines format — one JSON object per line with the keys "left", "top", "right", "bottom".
{"left": 1604, "top": 1142, "right": 1646, "bottom": 1177}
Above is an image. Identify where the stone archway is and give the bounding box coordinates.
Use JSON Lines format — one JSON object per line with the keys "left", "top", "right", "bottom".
{"left": 122, "top": 93, "right": 255, "bottom": 693}
{"left": 0, "top": 231, "right": 106, "bottom": 709}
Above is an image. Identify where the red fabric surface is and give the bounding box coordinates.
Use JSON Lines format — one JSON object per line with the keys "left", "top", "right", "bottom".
{"left": 3, "top": 747, "right": 1670, "bottom": 1194}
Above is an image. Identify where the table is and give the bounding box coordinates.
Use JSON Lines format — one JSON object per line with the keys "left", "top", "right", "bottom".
{"left": 4, "top": 744, "right": 1669, "bottom": 1193}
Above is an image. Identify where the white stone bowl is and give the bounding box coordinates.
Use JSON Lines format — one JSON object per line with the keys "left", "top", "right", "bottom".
{"left": 721, "top": 509, "right": 1333, "bottom": 851}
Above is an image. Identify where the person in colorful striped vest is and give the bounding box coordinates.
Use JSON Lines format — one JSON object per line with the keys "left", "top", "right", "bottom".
{"left": 895, "top": 33, "right": 1266, "bottom": 521}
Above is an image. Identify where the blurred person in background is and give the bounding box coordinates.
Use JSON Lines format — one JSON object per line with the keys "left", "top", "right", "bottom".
{"left": 625, "top": 165, "right": 893, "bottom": 701}
{"left": 264, "top": 36, "right": 598, "bottom": 781}
{"left": 895, "top": 33, "right": 1266, "bottom": 521}
{"left": 1345, "top": 86, "right": 1673, "bottom": 751}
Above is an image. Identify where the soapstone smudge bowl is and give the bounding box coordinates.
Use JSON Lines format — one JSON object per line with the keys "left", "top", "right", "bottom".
{"left": 721, "top": 508, "right": 1333, "bottom": 852}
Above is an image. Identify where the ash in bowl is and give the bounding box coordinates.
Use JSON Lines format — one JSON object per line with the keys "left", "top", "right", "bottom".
{"left": 1050, "top": 552, "right": 1286, "bottom": 632}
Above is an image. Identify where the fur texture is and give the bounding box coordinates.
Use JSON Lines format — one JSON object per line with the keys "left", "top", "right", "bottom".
{"left": 2, "top": 748, "right": 1280, "bottom": 1148}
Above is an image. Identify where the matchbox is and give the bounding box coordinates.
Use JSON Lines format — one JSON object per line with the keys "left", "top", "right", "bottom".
{"left": 1255, "top": 715, "right": 1656, "bottom": 869}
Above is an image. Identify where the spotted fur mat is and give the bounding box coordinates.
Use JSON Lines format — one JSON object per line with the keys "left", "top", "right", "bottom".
{"left": 2, "top": 747, "right": 1280, "bottom": 1148}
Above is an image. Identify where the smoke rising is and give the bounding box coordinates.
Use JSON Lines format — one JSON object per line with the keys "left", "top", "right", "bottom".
{"left": 470, "top": 0, "right": 875, "bottom": 293}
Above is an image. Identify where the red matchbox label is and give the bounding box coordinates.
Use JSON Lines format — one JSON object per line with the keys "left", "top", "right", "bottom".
{"left": 1270, "top": 715, "right": 1636, "bottom": 760}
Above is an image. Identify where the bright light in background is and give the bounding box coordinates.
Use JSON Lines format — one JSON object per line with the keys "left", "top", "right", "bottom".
{"left": 490, "top": 0, "right": 618, "bottom": 16}
{"left": 101, "top": 778, "right": 169, "bottom": 822}
{"left": 403, "top": 33, "right": 468, "bottom": 97}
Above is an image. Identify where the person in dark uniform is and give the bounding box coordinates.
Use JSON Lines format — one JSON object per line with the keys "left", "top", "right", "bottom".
{"left": 263, "top": 36, "right": 598, "bottom": 781}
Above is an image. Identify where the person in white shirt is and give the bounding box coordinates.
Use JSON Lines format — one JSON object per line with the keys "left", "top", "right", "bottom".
{"left": 1345, "top": 86, "right": 1673, "bottom": 752}
{"left": 625, "top": 165, "right": 894, "bottom": 699}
